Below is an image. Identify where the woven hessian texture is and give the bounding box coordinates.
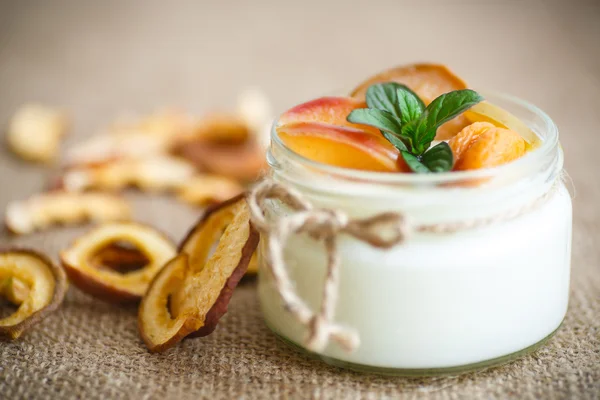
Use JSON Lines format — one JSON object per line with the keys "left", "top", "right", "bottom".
{"left": 0, "top": 1, "right": 599, "bottom": 399}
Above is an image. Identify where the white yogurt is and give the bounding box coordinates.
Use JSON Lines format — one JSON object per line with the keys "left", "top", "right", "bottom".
{"left": 258, "top": 185, "right": 571, "bottom": 369}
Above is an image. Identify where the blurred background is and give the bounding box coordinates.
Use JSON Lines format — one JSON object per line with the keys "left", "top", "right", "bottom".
{"left": 1, "top": 0, "right": 599, "bottom": 231}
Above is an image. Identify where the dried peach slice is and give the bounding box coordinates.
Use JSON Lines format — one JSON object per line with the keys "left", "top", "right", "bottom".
{"left": 453, "top": 125, "right": 526, "bottom": 171}
{"left": 278, "top": 97, "right": 379, "bottom": 135}
{"left": 0, "top": 249, "right": 67, "bottom": 340}
{"left": 139, "top": 195, "right": 259, "bottom": 352}
{"left": 277, "top": 122, "right": 400, "bottom": 172}
{"left": 60, "top": 223, "right": 176, "bottom": 303}
{"left": 350, "top": 63, "right": 470, "bottom": 140}
{"left": 448, "top": 122, "right": 497, "bottom": 160}
{"left": 5, "top": 192, "right": 131, "bottom": 235}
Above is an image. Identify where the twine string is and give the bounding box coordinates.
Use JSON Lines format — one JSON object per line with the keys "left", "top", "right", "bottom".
{"left": 247, "top": 178, "right": 559, "bottom": 353}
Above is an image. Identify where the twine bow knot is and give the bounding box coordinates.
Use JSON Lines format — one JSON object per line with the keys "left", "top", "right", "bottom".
{"left": 248, "top": 179, "right": 409, "bottom": 352}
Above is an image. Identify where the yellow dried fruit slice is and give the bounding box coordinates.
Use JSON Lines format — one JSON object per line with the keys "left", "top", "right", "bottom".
{"left": 464, "top": 101, "right": 539, "bottom": 146}
{"left": 0, "top": 249, "right": 67, "bottom": 340}
{"left": 138, "top": 195, "right": 259, "bottom": 352}
{"left": 60, "top": 223, "right": 176, "bottom": 303}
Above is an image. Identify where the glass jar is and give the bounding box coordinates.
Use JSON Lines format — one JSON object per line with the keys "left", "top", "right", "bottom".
{"left": 257, "top": 92, "right": 571, "bottom": 375}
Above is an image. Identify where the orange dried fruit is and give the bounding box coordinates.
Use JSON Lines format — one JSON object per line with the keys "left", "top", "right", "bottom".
{"left": 60, "top": 222, "right": 176, "bottom": 303}
{"left": 350, "top": 63, "right": 470, "bottom": 140}
{"left": 451, "top": 123, "right": 527, "bottom": 171}
{"left": 139, "top": 195, "right": 259, "bottom": 352}
{"left": 5, "top": 192, "right": 131, "bottom": 235}
{"left": 0, "top": 249, "right": 67, "bottom": 340}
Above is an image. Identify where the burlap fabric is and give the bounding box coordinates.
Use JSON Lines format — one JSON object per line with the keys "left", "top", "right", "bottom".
{"left": 0, "top": 1, "right": 598, "bottom": 398}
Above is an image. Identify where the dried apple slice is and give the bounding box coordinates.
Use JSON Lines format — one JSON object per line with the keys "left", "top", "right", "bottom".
{"left": 139, "top": 195, "right": 259, "bottom": 352}
{"left": 0, "top": 276, "right": 29, "bottom": 304}
{"left": 176, "top": 175, "right": 244, "bottom": 207}
{"left": 0, "top": 249, "right": 67, "bottom": 340}
{"left": 60, "top": 223, "right": 176, "bottom": 303}
{"left": 174, "top": 139, "right": 266, "bottom": 181}
{"left": 6, "top": 104, "right": 68, "bottom": 163}
{"left": 5, "top": 192, "right": 131, "bottom": 235}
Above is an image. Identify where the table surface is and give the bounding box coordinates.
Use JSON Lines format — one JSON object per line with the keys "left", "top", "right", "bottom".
{"left": 0, "top": 1, "right": 599, "bottom": 399}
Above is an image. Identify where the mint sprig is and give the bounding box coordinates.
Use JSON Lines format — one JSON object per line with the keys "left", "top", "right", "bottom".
{"left": 347, "top": 83, "right": 483, "bottom": 173}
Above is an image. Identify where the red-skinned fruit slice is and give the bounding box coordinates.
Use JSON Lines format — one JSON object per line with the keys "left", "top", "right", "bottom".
{"left": 138, "top": 195, "right": 259, "bottom": 352}
{"left": 0, "top": 249, "right": 67, "bottom": 340}
{"left": 60, "top": 222, "right": 176, "bottom": 303}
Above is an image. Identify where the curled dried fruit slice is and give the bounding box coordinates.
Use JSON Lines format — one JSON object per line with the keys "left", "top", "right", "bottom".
{"left": 5, "top": 192, "right": 131, "bottom": 235}
{"left": 7, "top": 104, "right": 68, "bottom": 163}
{"left": 0, "top": 276, "right": 29, "bottom": 304}
{"left": 0, "top": 249, "right": 67, "bottom": 340}
{"left": 139, "top": 195, "right": 259, "bottom": 352}
{"left": 60, "top": 156, "right": 196, "bottom": 193}
{"left": 350, "top": 63, "right": 470, "bottom": 140}
{"left": 174, "top": 139, "right": 266, "bottom": 181}
{"left": 176, "top": 175, "right": 244, "bottom": 207}
{"left": 60, "top": 223, "right": 176, "bottom": 302}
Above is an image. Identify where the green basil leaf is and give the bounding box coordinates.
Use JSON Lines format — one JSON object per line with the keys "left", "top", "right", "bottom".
{"left": 347, "top": 108, "right": 403, "bottom": 136}
{"left": 365, "top": 83, "right": 403, "bottom": 118}
{"left": 421, "top": 142, "right": 454, "bottom": 172}
{"left": 413, "top": 89, "right": 484, "bottom": 148}
{"left": 401, "top": 151, "right": 430, "bottom": 173}
{"left": 395, "top": 85, "right": 425, "bottom": 125}
{"left": 381, "top": 131, "right": 409, "bottom": 152}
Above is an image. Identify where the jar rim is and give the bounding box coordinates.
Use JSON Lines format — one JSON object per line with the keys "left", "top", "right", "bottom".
{"left": 269, "top": 91, "right": 559, "bottom": 185}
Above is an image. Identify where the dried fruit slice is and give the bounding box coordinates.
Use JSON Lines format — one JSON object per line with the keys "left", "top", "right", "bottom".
{"left": 350, "top": 63, "right": 469, "bottom": 140}
{"left": 277, "top": 97, "right": 379, "bottom": 135}
{"left": 191, "top": 113, "right": 251, "bottom": 144}
{"left": 174, "top": 139, "right": 266, "bottom": 181}
{"left": 451, "top": 124, "right": 527, "bottom": 171}
{"left": 464, "top": 101, "right": 540, "bottom": 146}
{"left": 0, "top": 249, "right": 67, "bottom": 340}
{"left": 60, "top": 223, "right": 176, "bottom": 302}
{"left": 60, "top": 156, "right": 196, "bottom": 193}
{"left": 139, "top": 195, "right": 259, "bottom": 352}
{"left": 176, "top": 175, "right": 244, "bottom": 207}
{"left": 6, "top": 104, "right": 68, "bottom": 163}
{"left": 5, "top": 192, "right": 131, "bottom": 235}
{"left": 277, "top": 122, "right": 401, "bottom": 172}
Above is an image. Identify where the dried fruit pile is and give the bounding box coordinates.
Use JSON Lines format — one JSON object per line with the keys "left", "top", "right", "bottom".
{"left": 1, "top": 197, "right": 257, "bottom": 352}
{"left": 276, "top": 63, "right": 535, "bottom": 175}
{"left": 4, "top": 89, "right": 273, "bottom": 235}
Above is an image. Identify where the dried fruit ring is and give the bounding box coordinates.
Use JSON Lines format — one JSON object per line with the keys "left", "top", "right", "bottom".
{"left": 60, "top": 222, "right": 176, "bottom": 303}
{"left": 0, "top": 249, "right": 67, "bottom": 340}
{"left": 139, "top": 195, "right": 259, "bottom": 352}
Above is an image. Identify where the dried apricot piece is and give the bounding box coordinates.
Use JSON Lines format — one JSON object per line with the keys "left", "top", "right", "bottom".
{"left": 453, "top": 126, "right": 526, "bottom": 171}
{"left": 5, "top": 192, "right": 131, "bottom": 235}
{"left": 350, "top": 63, "right": 470, "bottom": 140}
{"left": 0, "top": 249, "right": 67, "bottom": 340}
{"left": 448, "top": 122, "right": 497, "bottom": 160}
{"left": 138, "top": 195, "right": 259, "bottom": 352}
{"left": 60, "top": 222, "right": 176, "bottom": 303}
